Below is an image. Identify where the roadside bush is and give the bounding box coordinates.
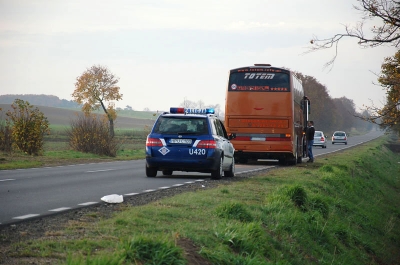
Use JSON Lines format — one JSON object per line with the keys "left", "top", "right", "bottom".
{"left": 5, "top": 99, "right": 50, "bottom": 155}
{"left": 0, "top": 108, "right": 13, "bottom": 153}
{"left": 67, "top": 113, "right": 120, "bottom": 157}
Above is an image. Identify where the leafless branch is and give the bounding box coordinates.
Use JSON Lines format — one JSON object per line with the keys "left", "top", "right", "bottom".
{"left": 305, "top": 0, "right": 400, "bottom": 65}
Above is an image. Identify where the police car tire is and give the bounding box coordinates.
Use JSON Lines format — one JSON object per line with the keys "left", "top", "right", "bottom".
{"left": 162, "top": 170, "right": 173, "bottom": 176}
{"left": 224, "top": 159, "right": 235, "bottom": 178}
{"left": 146, "top": 166, "right": 157, "bottom": 177}
{"left": 211, "top": 157, "right": 223, "bottom": 180}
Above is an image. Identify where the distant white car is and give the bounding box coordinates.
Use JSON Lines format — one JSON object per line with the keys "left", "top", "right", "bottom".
{"left": 332, "top": 131, "right": 348, "bottom": 145}
{"left": 313, "top": 131, "right": 327, "bottom": 148}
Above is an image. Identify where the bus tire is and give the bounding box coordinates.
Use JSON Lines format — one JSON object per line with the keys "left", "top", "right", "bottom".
{"left": 293, "top": 137, "right": 302, "bottom": 164}
{"left": 278, "top": 157, "right": 287, "bottom": 166}
{"left": 289, "top": 153, "right": 298, "bottom": 165}
{"left": 297, "top": 154, "right": 302, "bottom": 164}
{"left": 238, "top": 158, "right": 248, "bottom": 164}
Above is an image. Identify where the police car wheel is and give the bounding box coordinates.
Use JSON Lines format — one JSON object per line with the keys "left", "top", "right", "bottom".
{"left": 146, "top": 166, "right": 157, "bottom": 177}
{"left": 211, "top": 157, "right": 223, "bottom": 180}
{"left": 162, "top": 170, "right": 173, "bottom": 176}
{"left": 224, "top": 158, "right": 235, "bottom": 177}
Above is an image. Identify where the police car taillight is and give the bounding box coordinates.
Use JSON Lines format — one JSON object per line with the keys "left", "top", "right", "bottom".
{"left": 170, "top": 107, "right": 215, "bottom": 115}
{"left": 196, "top": 140, "right": 217, "bottom": 149}
{"left": 146, "top": 137, "right": 163, "bottom": 147}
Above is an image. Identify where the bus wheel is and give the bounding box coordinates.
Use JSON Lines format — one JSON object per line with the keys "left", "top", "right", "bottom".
{"left": 238, "top": 158, "right": 248, "bottom": 164}
{"left": 278, "top": 157, "right": 287, "bottom": 166}
{"left": 297, "top": 155, "right": 303, "bottom": 164}
{"left": 289, "top": 154, "right": 297, "bottom": 166}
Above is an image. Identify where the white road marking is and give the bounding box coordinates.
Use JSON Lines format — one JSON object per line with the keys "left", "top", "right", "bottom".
{"left": 13, "top": 214, "right": 40, "bottom": 220}
{"left": 49, "top": 207, "right": 71, "bottom": 212}
{"left": 86, "top": 169, "right": 116, "bottom": 173}
{"left": 4, "top": 166, "right": 272, "bottom": 224}
{"left": 78, "top": 202, "right": 98, "bottom": 206}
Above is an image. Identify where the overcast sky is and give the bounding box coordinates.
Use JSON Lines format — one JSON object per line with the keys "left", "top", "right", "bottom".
{"left": 0, "top": 0, "right": 397, "bottom": 112}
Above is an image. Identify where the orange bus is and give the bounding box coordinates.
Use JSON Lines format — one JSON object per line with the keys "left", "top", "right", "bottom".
{"left": 224, "top": 64, "right": 310, "bottom": 165}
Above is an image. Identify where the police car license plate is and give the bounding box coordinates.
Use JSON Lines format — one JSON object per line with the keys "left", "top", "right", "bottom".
{"left": 170, "top": 139, "right": 192, "bottom": 144}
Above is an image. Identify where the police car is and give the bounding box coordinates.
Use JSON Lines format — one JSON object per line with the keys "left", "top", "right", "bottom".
{"left": 145, "top": 107, "right": 235, "bottom": 179}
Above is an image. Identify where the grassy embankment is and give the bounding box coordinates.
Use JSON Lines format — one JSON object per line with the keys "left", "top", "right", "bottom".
{"left": 3, "top": 135, "right": 400, "bottom": 264}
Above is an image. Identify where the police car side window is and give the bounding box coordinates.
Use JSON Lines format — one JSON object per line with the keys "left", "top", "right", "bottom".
{"left": 218, "top": 120, "right": 229, "bottom": 138}
{"left": 209, "top": 118, "right": 217, "bottom": 135}
{"left": 213, "top": 119, "right": 224, "bottom": 137}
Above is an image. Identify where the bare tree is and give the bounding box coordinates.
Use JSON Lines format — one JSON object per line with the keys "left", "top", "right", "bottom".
{"left": 307, "top": 0, "right": 400, "bottom": 69}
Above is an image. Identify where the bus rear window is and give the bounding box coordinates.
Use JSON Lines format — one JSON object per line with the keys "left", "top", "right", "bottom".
{"left": 228, "top": 72, "right": 290, "bottom": 92}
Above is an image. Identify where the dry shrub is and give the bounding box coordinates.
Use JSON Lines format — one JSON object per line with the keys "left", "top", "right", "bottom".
{"left": 0, "top": 112, "right": 13, "bottom": 153}
{"left": 0, "top": 123, "right": 13, "bottom": 153}
{"left": 67, "top": 113, "right": 120, "bottom": 157}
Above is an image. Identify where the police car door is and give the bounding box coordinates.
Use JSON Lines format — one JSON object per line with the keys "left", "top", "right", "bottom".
{"left": 213, "top": 118, "right": 234, "bottom": 168}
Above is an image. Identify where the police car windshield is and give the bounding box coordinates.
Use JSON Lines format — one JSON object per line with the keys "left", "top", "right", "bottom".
{"left": 153, "top": 116, "right": 208, "bottom": 134}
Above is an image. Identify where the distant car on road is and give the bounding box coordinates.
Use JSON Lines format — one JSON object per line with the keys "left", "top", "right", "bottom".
{"left": 145, "top": 107, "right": 235, "bottom": 179}
{"left": 332, "top": 131, "right": 348, "bottom": 145}
{"left": 313, "top": 131, "right": 327, "bottom": 148}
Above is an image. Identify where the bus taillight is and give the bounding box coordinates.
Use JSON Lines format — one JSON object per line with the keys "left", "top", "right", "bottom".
{"left": 265, "top": 137, "right": 291, "bottom": 141}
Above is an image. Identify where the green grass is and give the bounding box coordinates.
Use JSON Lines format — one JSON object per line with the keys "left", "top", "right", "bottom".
{"left": 3, "top": 136, "right": 400, "bottom": 264}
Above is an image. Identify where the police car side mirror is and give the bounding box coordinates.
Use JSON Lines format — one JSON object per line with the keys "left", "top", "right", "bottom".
{"left": 228, "top": 133, "right": 236, "bottom": 140}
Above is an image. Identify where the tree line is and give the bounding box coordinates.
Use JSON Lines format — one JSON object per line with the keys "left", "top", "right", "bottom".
{"left": 296, "top": 72, "right": 375, "bottom": 134}
{"left": 0, "top": 94, "right": 80, "bottom": 108}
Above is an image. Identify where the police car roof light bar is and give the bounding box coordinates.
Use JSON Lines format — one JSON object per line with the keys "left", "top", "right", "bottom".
{"left": 169, "top": 107, "right": 215, "bottom": 115}
{"left": 169, "top": 107, "right": 185, "bottom": 114}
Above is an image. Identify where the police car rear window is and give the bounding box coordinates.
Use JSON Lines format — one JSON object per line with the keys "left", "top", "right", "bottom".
{"left": 153, "top": 117, "right": 208, "bottom": 134}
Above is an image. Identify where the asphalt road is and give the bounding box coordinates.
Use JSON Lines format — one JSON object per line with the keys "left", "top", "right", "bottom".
{"left": 0, "top": 130, "right": 384, "bottom": 226}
